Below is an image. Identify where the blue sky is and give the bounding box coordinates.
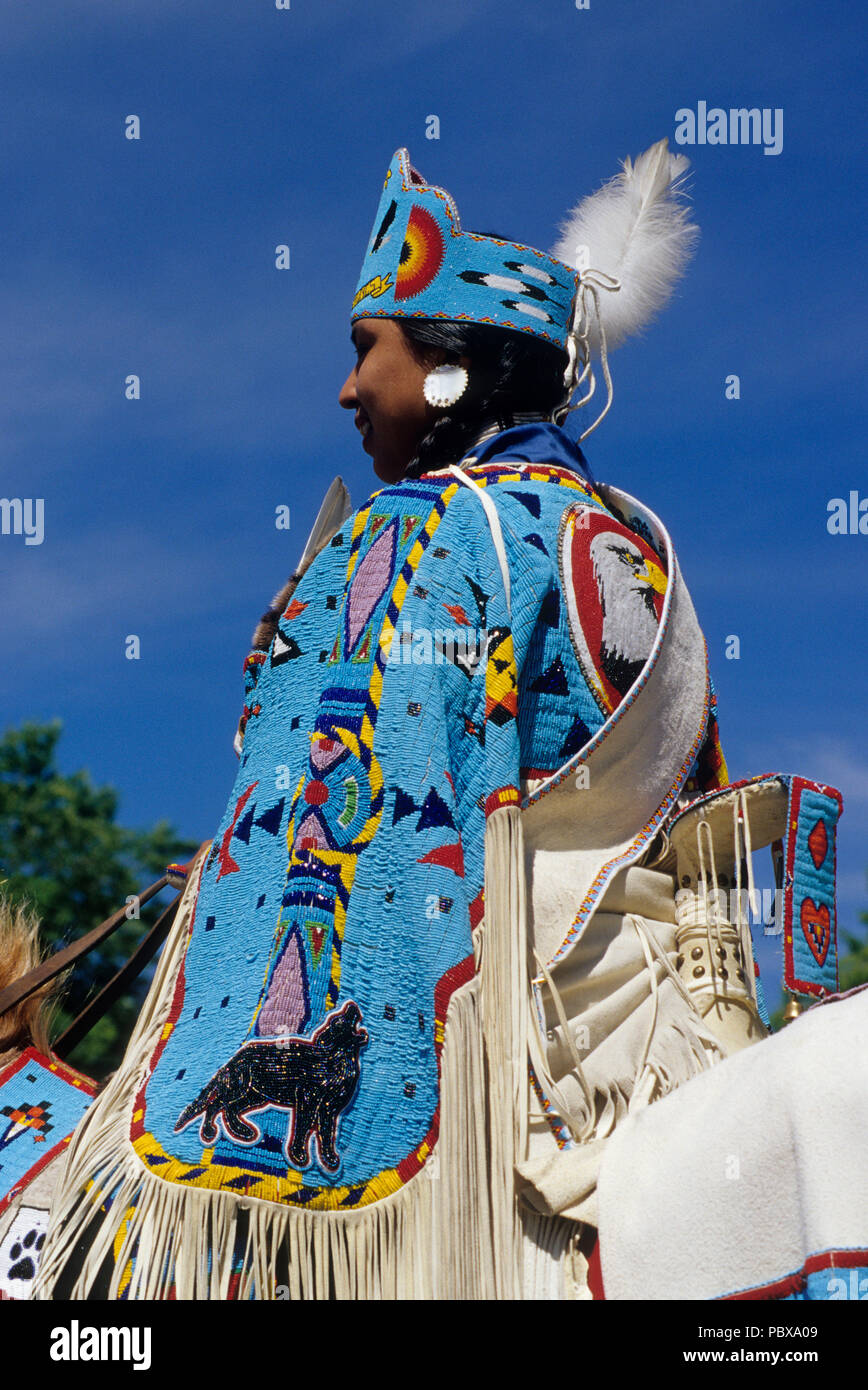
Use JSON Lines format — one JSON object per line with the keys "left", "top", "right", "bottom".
{"left": 1, "top": 0, "right": 865, "bottom": 1002}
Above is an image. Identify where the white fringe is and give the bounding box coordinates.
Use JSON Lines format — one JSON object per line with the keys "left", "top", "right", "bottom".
{"left": 603, "top": 1013, "right": 724, "bottom": 1132}
{"left": 480, "top": 803, "right": 529, "bottom": 1297}
{"left": 37, "top": 806, "right": 537, "bottom": 1300}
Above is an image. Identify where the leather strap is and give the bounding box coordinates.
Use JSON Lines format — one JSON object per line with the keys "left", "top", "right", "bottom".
{"left": 52, "top": 895, "right": 182, "bottom": 1059}
{"left": 0, "top": 875, "right": 171, "bottom": 1020}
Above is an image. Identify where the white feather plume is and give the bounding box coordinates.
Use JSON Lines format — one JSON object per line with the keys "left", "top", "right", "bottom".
{"left": 550, "top": 138, "right": 698, "bottom": 355}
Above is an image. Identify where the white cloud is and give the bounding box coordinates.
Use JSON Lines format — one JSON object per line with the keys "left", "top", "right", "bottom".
{"left": 768, "top": 737, "right": 868, "bottom": 808}
{"left": 0, "top": 529, "right": 232, "bottom": 638}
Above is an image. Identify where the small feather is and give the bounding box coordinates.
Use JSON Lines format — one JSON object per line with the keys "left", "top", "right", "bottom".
{"left": 297, "top": 475, "right": 352, "bottom": 572}
{"left": 551, "top": 138, "right": 699, "bottom": 353}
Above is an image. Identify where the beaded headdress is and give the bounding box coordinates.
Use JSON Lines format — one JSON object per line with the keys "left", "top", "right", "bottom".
{"left": 352, "top": 148, "right": 581, "bottom": 350}
{"left": 352, "top": 142, "right": 698, "bottom": 437}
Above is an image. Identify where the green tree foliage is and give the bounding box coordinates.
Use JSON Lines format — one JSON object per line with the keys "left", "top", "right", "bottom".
{"left": 839, "top": 902, "right": 868, "bottom": 992}
{"left": 0, "top": 721, "right": 198, "bottom": 1078}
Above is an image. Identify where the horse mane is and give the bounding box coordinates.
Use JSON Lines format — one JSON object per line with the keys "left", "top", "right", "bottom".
{"left": 0, "top": 896, "right": 62, "bottom": 1068}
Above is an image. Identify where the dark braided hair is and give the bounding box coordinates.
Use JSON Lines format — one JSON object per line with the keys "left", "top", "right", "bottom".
{"left": 398, "top": 315, "right": 570, "bottom": 478}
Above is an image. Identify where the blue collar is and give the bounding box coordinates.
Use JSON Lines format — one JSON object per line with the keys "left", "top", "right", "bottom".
{"left": 459, "top": 421, "right": 597, "bottom": 488}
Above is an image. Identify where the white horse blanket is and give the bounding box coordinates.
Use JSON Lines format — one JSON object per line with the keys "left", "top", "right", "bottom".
{"left": 597, "top": 984, "right": 868, "bottom": 1299}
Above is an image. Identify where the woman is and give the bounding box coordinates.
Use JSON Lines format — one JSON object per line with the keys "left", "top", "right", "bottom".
{"left": 38, "top": 142, "right": 787, "bottom": 1302}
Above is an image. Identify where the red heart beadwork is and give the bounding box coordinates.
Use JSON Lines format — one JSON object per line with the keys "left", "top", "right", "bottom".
{"left": 800, "top": 897, "right": 830, "bottom": 966}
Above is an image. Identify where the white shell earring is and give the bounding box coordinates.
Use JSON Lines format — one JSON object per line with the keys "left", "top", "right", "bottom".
{"left": 423, "top": 363, "right": 469, "bottom": 409}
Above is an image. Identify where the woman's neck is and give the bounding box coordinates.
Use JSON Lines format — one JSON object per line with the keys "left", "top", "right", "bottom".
{"left": 402, "top": 411, "right": 555, "bottom": 482}
{"left": 461, "top": 411, "right": 552, "bottom": 455}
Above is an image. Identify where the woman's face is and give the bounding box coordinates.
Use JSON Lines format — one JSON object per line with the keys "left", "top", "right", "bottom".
{"left": 338, "top": 317, "right": 442, "bottom": 483}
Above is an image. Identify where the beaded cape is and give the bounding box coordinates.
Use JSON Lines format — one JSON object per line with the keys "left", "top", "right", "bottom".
{"left": 36, "top": 424, "right": 730, "bottom": 1298}
{"left": 133, "top": 439, "right": 646, "bottom": 1210}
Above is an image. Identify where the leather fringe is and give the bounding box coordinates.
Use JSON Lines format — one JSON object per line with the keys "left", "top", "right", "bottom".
{"left": 36, "top": 805, "right": 546, "bottom": 1300}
